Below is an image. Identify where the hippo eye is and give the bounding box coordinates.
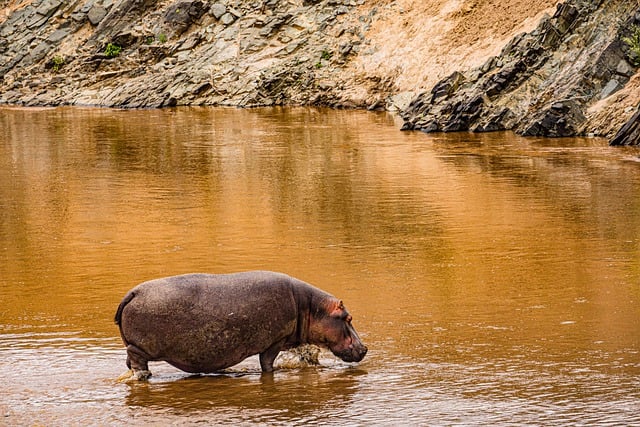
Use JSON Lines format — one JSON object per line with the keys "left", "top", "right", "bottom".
{"left": 344, "top": 314, "right": 352, "bottom": 323}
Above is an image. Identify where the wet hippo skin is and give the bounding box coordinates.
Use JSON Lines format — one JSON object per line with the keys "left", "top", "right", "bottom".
{"left": 115, "top": 271, "right": 367, "bottom": 380}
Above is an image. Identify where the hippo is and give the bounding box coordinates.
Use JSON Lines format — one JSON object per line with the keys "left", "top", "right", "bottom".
{"left": 114, "top": 271, "right": 367, "bottom": 380}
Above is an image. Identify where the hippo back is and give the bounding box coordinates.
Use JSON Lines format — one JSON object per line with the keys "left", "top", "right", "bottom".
{"left": 116, "top": 271, "right": 299, "bottom": 373}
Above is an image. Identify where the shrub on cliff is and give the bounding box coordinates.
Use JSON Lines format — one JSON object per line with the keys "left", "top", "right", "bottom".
{"left": 622, "top": 25, "right": 640, "bottom": 66}
{"left": 50, "top": 55, "right": 65, "bottom": 72}
{"left": 104, "top": 43, "right": 123, "bottom": 58}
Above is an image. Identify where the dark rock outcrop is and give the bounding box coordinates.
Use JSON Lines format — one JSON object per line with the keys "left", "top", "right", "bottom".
{"left": 164, "top": 1, "right": 208, "bottom": 35}
{"left": 401, "top": 0, "right": 640, "bottom": 139}
{"left": 610, "top": 106, "right": 640, "bottom": 145}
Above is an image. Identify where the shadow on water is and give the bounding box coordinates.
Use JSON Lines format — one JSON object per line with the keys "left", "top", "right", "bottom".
{"left": 123, "top": 367, "right": 366, "bottom": 421}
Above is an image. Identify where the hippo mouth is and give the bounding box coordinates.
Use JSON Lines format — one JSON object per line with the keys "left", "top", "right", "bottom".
{"left": 332, "top": 345, "right": 368, "bottom": 363}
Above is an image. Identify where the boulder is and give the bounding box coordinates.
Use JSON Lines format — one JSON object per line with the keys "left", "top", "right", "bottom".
{"left": 36, "top": 0, "right": 62, "bottom": 18}
{"left": 88, "top": 5, "right": 108, "bottom": 25}
{"left": 210, "top": 3, "right": 226, "bottom": 19}
{"left": 521, "top": 101, "right": 585, "bottom": 137}
{"left": 220, "top": 12, "right": 236, "bottom": 26}
{"left": 164, "top": 1, "right": 208, "bottom": 34}
{"left": 599, "top": 78, "right": 624, "bottom": 99}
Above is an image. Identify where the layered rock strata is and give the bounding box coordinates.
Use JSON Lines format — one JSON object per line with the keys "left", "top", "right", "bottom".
{"left": 0, "top": 0, "right": 375, "bottom": 108}
{"left": 400, "top": 0, "right": 640, "bottom": 143}
{"left": 1, "top": 0, "right": 640, "bottom": 145}
{"left": 610, "top": 106, "right": 640, "bottom": 145}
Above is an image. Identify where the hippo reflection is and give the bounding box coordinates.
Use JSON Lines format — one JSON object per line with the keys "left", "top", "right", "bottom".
{"left": 115, "top": 271, "right": 367, "bottom": 380}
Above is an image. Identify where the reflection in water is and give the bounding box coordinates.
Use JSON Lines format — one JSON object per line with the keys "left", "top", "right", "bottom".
{"left": 124, "top": 367, "right": 364, "bottom": 422}
{"left": 1, "top": 106, "right": 639, "bottom": 425}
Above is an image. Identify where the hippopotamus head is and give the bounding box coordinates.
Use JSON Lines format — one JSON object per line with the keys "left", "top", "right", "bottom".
{"left": 308, "top": 299, "right": 368, "bottom": 363}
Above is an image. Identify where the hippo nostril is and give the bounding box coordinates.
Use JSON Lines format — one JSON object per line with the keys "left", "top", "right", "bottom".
{"left": 358, "top": 346, "right": 368, "bottom": 358}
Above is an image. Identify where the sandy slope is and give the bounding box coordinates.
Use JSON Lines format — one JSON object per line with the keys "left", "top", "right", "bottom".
{"left": 350, "top": 0, "right": 559, "bottom": 95}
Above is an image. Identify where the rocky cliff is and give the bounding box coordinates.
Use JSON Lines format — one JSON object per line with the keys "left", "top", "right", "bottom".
{"left": 1, "top": 0, "right": 639, "bottom": 144}
{"left": 400, "top": 0, "right": 640, "bottom": 142}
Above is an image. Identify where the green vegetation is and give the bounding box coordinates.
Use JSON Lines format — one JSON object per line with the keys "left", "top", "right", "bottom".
{"left": 622, "top": 25, "right": 640, "bottom": 66}
{"left": 51, "top": 55, "right": 65, "bottom": 72}
{"left": 145, "top": 34, "right": 168, "bottom": 44}
{"left": 315, "top": 49, "right": 332, "bottom": 68}
{"left": 104, "top": 43, "right": 122, "bottom": 58}
{"left": 320, "top": 49, "right": 332, "bottom": 60}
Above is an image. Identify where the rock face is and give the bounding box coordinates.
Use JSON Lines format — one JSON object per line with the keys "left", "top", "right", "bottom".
{"left": 0, "top": 0, "right": 639, "bottom": 144}
{"left": 0, "top": 0, "right": 372, "bottom": 108}
{"left": 610, "top": 106, "right": 640, "bottom": 146}
{"left": 400, "top": 0, "right": 640, "bottom": 142}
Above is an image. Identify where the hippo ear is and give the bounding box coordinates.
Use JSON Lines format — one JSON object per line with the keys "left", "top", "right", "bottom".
{"left": 329, "top": 300, "right": 345, "bottom": 318}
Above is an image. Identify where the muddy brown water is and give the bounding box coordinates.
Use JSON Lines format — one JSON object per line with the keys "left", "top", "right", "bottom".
{"left": 1, "top": 106, "right": 639, "bottom": 425}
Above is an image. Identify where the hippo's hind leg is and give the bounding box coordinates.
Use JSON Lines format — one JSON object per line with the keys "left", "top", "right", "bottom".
{"left": 122, "top": 344, "right": 153, "bottom": 381}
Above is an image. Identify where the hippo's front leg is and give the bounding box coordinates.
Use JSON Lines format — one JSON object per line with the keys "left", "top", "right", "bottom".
{"left": 259, "top": 340, "right": 285, "bottom": 373}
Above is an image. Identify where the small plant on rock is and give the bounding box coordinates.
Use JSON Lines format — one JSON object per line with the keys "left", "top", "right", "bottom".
{"left": 158, "top": 33, "right": 168, "bottom": 44}
{"left": 315, "top": 49, "right": 332, "bottom": 69}
{"left": 622, "top": 24, "right": 640, "bottom": 66}
{"left": 104, "top": 43, "right": 122, "bottom": 58}
{"left": 51, "top": 55, "right": 65, "bottom": 72}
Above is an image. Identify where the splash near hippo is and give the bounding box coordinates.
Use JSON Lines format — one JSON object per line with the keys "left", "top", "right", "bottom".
{"left": 114, "top": 271, "right": 367, "bottom": 380}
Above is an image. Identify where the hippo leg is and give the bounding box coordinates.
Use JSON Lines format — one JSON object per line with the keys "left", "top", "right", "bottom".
{"left": 125, "top": 344, "right": 153, "bottom": 380}
{"left": 259, "top": 340, "right": 285, "bottom": 373}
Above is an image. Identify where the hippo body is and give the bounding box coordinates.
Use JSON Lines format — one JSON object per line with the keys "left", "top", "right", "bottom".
{"left": 115, "top": 271, "right": 367, "bottom": 378}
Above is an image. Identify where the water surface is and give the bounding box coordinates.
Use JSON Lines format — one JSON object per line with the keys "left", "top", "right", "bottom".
{"left": 1, "top": 106, "right": 639, "bottom": 425}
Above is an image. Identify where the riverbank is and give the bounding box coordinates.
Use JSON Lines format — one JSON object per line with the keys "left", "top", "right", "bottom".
{"left": 1, "top": 0, "right": 639, "bottom": 144}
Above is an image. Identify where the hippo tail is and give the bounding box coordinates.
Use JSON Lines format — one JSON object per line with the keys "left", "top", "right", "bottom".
{"left": 115, "top": 290, "right": 136, "bottom": 346}
{"left": 114, "top": 290, "right": 135, "bottom": 326}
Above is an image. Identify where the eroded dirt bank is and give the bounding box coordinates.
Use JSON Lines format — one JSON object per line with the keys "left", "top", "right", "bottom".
{"left": 1, "top": 0, "right": 639, "bottom": 143}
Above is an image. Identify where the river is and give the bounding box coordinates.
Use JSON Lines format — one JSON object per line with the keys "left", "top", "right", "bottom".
{"left": 1, "top": 106, "right": 639, "bottom": 425}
